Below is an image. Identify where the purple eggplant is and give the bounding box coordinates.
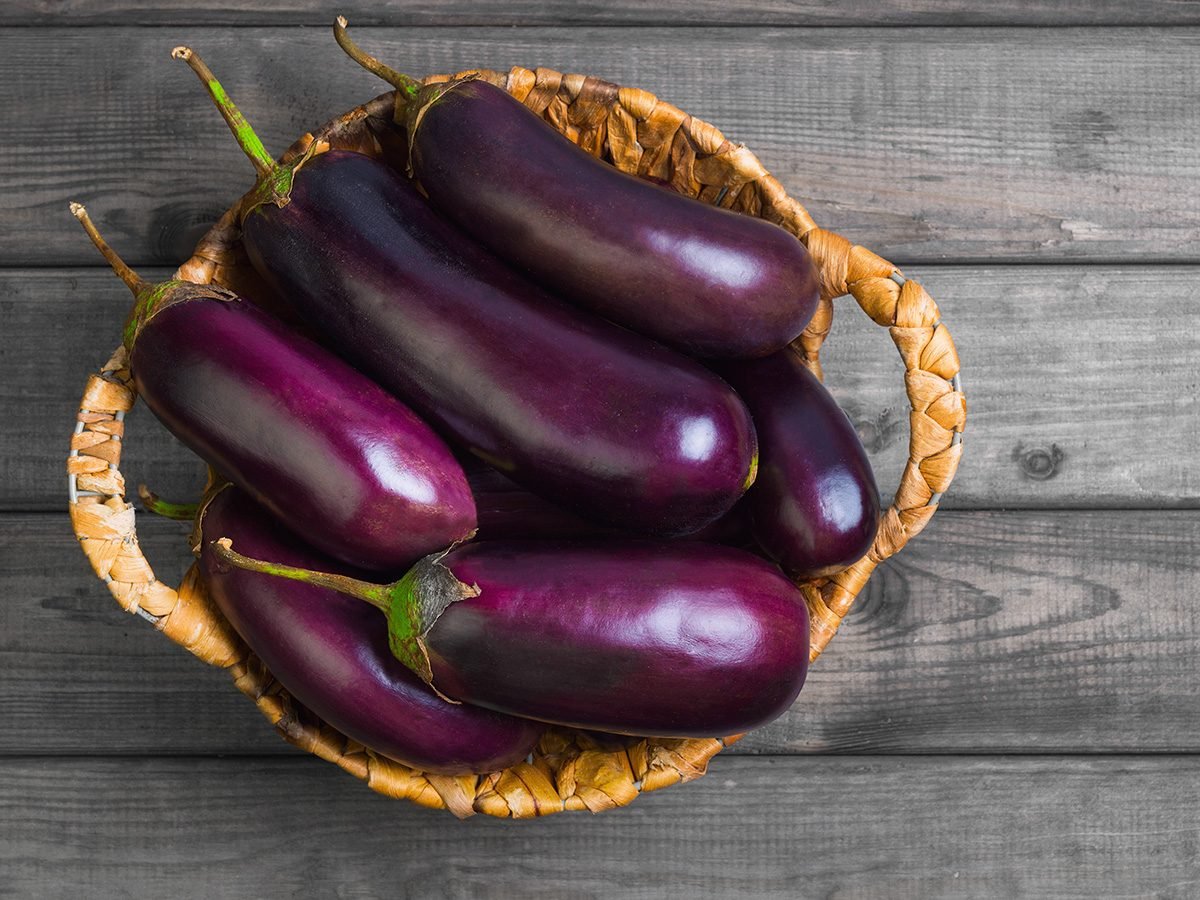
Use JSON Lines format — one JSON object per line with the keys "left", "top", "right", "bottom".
{"left": 175, "top": 48, "right": 757, "bottom": 536}
{"left": 211, "top": 539, "right": 810, "bottom": 737}
{"left": 468, "top": 465, "right": 622, "bottom": 542}
{"left": 720, "top": 348, "right": 880, "bottom": 578}
{"left": 199, "top": 487, "right": 543, "bottom": 774}
{"left": 70, "top": 203, "right": 475, "bottom": 571}
{"left": 467, "top": 463, "right": 753, "bottom": 546}
{"left": 334, "top": 20, "right": 820, "bottom": 360}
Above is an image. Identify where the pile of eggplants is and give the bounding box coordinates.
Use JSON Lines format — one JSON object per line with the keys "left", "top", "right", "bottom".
{"left": 74, "top": 29, "right": 883, "bottom": 775}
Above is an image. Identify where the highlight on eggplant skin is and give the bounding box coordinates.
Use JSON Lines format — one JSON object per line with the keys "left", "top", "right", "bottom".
{"left": 199, "top": 487, "right": 544, "bottom": 775}
{"left": 70, "top": 201, "right": 477, "bottom": 573}
{"left": 720, "top": 348, "right": 881, "bottom": 579}
{"left": 333, "top": 18, "right": 821, "bottom": 359}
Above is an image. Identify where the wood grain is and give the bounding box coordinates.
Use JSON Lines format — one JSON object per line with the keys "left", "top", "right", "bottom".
{"left": 5, "top": 27, "right": 1200, "bottom": 266}
{"left": 3, "top": 755, "right": 1199, "bottom": 897}
{"left": 18, "top": 265, "right": 1199, "bottom": 512}
{"left": 9, "top": 1, "right": 1200, "bottom": 26}
{"left": 6, "top": 9, "right": 1197, "bottom": 890}
{"left": 9, "top": 509, "right": 1200, "bottom": 755}
{"left": 11, "top": 1, "right": 1200, "bottom": 26}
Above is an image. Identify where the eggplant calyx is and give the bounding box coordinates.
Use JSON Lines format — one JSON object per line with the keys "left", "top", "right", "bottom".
{"left": 123, "top": 281, "right": 240, "bottom": 352}
{"left": 241, "top": 141, "right": 322, "bottom": 218}
{"left": 189, "top": 479, "right": 233, "bottom": 557}
{"left": 332, "top": 14, "right": 482, "bottom": 178}
{"left": 69, "top": 201, "right": 237, "bottom": 351}
{"left": 173, "top": 46, "right": 313, "bottom": 215}
{"left": 207, "top": 538, "right": 478, "bottom": 702}
{"left": 403, "top": 76, "right": 480, "bottom": 178}
{"left": 384, "top": 553, "right": 480, "bottom": 697}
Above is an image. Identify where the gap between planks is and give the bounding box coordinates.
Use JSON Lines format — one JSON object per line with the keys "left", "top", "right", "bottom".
{"left": 5, "top": 27, "right": 1200, "bottom": 266}
{"left": 15, "top": 263, "right": 1200, "bottom": 511}
{"left": 7, "top": 510, "right": 1200, "bottom": 756}
{"left": 3, "top": 2, "right": 1199, "bottom": 27}
{"left": 2, "top": 754, "right": 1199, "bottom": 900}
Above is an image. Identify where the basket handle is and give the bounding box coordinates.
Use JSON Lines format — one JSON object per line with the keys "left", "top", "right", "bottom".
{"left": 68, "top": 345, "right": 243, "bottom": 666}
{"left": 793, "top": 226, "right": 965, "bottom": 657}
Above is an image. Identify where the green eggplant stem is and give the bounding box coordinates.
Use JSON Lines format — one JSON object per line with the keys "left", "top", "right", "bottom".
{"left": 333, "top": 15, "right": 423, "bottom": 102}
{"left": 138, "top": 485, "right": 201, "bottom": 521}
{"left": 209, "top": 537, "right": 394, "bottom": 614}
{"left": 209, "top": 538, "right": 461, "bottom": 688}
{"left": 69, "top": 203, "right": 147, "bottom": 296}
{"left": 171, "top": 46, "right": 281, "bottom": 180}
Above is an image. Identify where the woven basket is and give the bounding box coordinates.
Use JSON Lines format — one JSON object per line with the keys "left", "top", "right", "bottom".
{"left": 68, "top": 68, "right": 966, "bottom": 819}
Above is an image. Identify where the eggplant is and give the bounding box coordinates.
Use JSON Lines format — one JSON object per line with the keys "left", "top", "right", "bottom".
{"left": 175, "top": 48, "right": 757, "bottom": 536}
{"left": 467, "top": 463, "right": 753, "bottom": 546}
{"left": 211, "top": 539, "right": 810, "bottom": 737}
{"left": 720, "top": 348, "right": 880, "bottom": 578}
{"left": 199, "top": 487, "right": 543, "bottom": 774}
{"left": 335, "top": 19, "right": 820, "bottom": 360}
{"left": 70, "top": 203, "right": 475, "bottom": 571}
{"left": 467, "top": 465, "right": 622, "bottom": 542}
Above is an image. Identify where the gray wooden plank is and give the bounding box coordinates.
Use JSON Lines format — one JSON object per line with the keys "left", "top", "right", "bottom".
{"left": 0, "top": 513, "right": 277, "bottom": 755}
{"left": 2, "top": 755, "right": 1199, "bottom": 898}
{"left": 11, "top": 267, "right": 214, "bottom": 513}
{"left": 7, "top": 0, "right": 1199, "bottom": 26}
{"left": 5, "top": 27, "right": 1200, "bottom": 266}
{"left": 16, "top": 265, "right": 1199, "bottom": 512}
{"left": 7, "top": 509, "right": 1200, "bottom": 755}
{"left": 820, "top": 265, "right": 1200, "bottom": 510}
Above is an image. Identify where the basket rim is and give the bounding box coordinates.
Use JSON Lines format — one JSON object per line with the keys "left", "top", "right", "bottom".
{"left": 68, "top": 67, "right": 966, "bottom": 819}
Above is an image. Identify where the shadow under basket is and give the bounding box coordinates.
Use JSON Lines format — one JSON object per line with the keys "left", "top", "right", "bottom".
{"left": 68, "top": 68, "right": 966, "bottom": 819}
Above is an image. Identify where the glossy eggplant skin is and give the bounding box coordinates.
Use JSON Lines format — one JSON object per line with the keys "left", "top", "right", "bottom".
{"left": 199, "top": 488, "right": 544, "bottom": 775}
{"left": 468, "top": 466, "right": 621, "bottom": 542}
{"left": 720, "top": 349, "right": 881, "bottom": 578}
{"left": 405, "top": 80, "right": 820, "bottom": 359}
{"left": 467, "top": 464, "right": 752, "bottom": 546}
{"left": 241, "top": 150, "right": 757, "bottom": 535}
{"left": 132, "top": 295, "right": 475, "bottom": 571}
{"left": 422, "top": 541, "right": 809, "bottom": 736}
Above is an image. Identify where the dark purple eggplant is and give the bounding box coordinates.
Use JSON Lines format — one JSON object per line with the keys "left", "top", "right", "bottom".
{"left": 466, "top": 463, "right": 753, "bottom": 546}
{"left": 211, "top": 539, "right": 810, "bottom": 737}
{"left": 720, "top": 348, "right": 880, "bottom": 578}
{"left": 467, "top": 465, "right": 622, "bottom": 542}
{"left": 70, "top": 203, "right": 475, "bottom": 571}
{"left": 175, "top": 48, "right": 757, "bottom": 536}
{"left": 200, "top": 487, "right": 543, "bottom": 774}
{"left": 334, "top": 19, "right": 820, "bottom": 360}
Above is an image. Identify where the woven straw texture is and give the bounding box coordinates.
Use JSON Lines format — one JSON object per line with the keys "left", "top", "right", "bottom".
{"left": 68, "top": 69, "right": 966, "bottom": 818}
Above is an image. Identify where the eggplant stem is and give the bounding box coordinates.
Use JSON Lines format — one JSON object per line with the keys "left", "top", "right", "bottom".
{"left": 137, "top": 484, "right": 200, "bottom": 521}
{"left": 171, "top": 46, "right": 280, "bottom": 180}
{"left": 209, "top": 537, "right": 393, "bottom": 613}
{"left": 333, "top": 16, "right": 423, "bottom": 101}
{"left": 69, "top": 203, "right": 148, "bottom": 296}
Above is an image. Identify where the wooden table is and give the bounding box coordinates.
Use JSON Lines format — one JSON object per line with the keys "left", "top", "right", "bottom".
{"left": 5, "top": 3, "right": 1199, "bottom": 896}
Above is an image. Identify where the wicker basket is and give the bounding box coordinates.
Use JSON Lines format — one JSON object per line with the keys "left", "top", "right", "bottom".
{"left": 68, "top": 68, "right": 966, "bottom": 819}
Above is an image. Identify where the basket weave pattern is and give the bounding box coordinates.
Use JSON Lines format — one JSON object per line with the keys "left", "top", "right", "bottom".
{"left": 68, "top": 68, "right": 965, "bottom": 818}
